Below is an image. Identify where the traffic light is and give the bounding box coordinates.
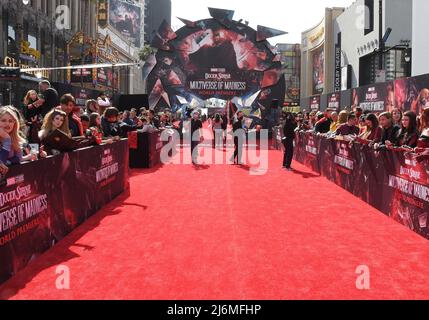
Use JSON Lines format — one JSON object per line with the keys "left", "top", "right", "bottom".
{"left": 0, "top": 67, "right": 20, "bottom": 81}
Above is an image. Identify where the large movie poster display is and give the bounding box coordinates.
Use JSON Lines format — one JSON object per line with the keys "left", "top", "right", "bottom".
{"left": 394, "top": 73, "right": 429, "bottom": 113}
{"left": 327, "top": 93, "right": 341, "bottom": 111}
{"left": 312, "top": 46, "right": 324, "bottom": 95}
{"left": 109, "top": 0, "right": 142, "bottom": 47}
{"left": 0, "top": 141, "right": 129, "bottom": 284}
{"left": 146, "top": 11, "right": 286, "bottom": 113}
{"left": 352, "top": 81, "right": 395, "bottom": 112}
{"left": 310, "top": 95, "right": 321, "bottom": 112}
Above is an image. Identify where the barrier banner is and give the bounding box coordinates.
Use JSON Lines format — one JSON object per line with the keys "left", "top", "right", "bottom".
{"left": 294, "top": 133, "right": 429, "bottom": 240}
{"left": 0, "top": 140, "right": 129, "bottom": 284}
{"left": 0, "top": 159, "right": 57, "bottom": 284}
{"left": 129, "top": 132, "right": 167, "bottom": 169}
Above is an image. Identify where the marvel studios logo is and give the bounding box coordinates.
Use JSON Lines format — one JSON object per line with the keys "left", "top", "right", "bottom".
{"left": 210, "top": 68, "right": 226, "bottom": 73}
{"left": 6, "top": 175, "right": 25, "bottom": 187}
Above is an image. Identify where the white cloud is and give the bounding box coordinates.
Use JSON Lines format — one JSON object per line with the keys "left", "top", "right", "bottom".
{"left": 172, "top": 0, "right": 355, "bottom": 44}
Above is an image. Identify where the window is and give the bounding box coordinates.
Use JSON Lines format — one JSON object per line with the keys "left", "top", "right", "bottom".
{"left": 8, "top": 25, "right": 15, "bottom": 40}
{"left": 7, "top": 13, "right": 17, "bottom": 56}
{"left": 364, "top": 0, "right": 374, "bottom": 35}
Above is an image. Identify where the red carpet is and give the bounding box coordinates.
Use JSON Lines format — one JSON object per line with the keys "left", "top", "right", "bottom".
{"left": 1, "top": 147, "right": 429, "bottom": 300}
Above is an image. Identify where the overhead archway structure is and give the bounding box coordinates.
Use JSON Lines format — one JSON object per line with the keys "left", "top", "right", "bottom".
{"left": 144, "top": 7, "right": 287, "bottom": 122}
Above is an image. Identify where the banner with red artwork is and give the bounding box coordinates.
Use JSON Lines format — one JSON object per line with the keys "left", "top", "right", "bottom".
{"left": 294, "top": 133, "right": 429, "bottom": 240}
{"left": 0, "top": 140, "right": 129, "bottom": 285}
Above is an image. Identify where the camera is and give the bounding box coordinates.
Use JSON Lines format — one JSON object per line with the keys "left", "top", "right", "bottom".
{"left": 85, "top": 129, "right": 94, "bottom": 138}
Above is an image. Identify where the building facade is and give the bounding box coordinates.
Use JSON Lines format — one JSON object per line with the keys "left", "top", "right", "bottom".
{"left": 96, "top": 0, "right": 145, "bottom": 96}
{"left": 334, "top": 0, "right": 413, "bottom": 89}
{"left": 276, "top": 43, "right": 301, "bottom": 110}
{"left": 300, "top": 7, "right": 344, "bottom": 100}
{"left": 412, "top": 0, "right": 429, "bottom": 77}
{"left": 144, "top": 0, "right": 171, "bottom": 44}
{"left": 0, "top": 0, "right": 147, "bottom": 107}
{"left": 0, "top": 0, "right": 97, "bottom": 106}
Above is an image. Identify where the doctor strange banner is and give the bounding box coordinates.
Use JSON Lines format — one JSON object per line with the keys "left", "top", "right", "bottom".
{"left": 146, "top": 15, "right": 286, "bottom": 111}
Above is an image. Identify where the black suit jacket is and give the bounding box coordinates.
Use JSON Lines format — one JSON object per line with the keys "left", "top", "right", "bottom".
{"left": 233, "top": 119, "right": 243, "bottom": 132}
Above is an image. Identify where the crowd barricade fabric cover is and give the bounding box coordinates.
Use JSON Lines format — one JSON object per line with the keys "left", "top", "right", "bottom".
{"left": 293, "top": 133, "right": 429, "bottom": 240}
{"left": 0, "top": 140, "right": 129, "bottom": 284}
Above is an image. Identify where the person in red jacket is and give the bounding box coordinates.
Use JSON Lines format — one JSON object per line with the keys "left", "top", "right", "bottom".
{"left": 59, "top": 94, "right": 84, "bottom": 137}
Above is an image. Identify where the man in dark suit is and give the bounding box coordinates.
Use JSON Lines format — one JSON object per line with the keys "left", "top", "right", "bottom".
{"left": 38, "top": 80, "right": 59, "bottom": 117}
{"left": 231, "top": 111, "right": 245, "bottom": 164}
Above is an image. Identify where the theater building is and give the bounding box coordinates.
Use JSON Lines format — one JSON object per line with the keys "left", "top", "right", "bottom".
{"left": 300, "top": 7, "right": 344, "bottom": 100}
{"left": 412, "top": 0, "right": 429, "bottom": 77}
{"left": 276, "top": 43, "right": 301, "bottom": 111}
{"left": 0, "top": 0, "right": 97, "bottom": 106}
{"left": 144, "top": 0, "right": 171, "bottom": 44}
{"left": 0, "top": 0, "right": 146, "bottom": 107}
{"left": 96, "top": 0, "right": 146, "bottom": 96}
{"left": 334, "top": 0, "right": 413, "bottom": 88}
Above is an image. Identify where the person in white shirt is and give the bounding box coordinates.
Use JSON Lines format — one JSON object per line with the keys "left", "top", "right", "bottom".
{"left": 97, "top": 92, "right": 111, "bottom": 115}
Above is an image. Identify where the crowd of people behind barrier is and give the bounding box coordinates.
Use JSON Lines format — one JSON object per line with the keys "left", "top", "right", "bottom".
{"left": 0, "top": 80, "right": 181, "bottom": 179}
{"left": 279, "top": 106, "right": 429, "bottom": 170}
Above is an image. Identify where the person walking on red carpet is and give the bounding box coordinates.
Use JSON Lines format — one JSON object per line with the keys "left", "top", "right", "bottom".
{"left": 191, "top": 111, "right": 203, "bottom": 164}
{"left": 282, "top": 112, "right": 297, "bottom": 171}
{"left": 231, "top": 111, "right": 245, "bottom": 165}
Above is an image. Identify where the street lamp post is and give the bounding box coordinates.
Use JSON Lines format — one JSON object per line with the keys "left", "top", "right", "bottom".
{"left": 378, "top": 0, "right": 383, "bottom": 71}
{"left": 14, "top": 0, "right": 24, "bottom": 107}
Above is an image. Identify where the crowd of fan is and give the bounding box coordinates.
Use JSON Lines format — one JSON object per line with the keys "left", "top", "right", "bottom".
{"left": 0, "top": 80, "right": 175, "bottom": 177}
{"left": 291, "top": 106, "right": 429, "bottom": 161}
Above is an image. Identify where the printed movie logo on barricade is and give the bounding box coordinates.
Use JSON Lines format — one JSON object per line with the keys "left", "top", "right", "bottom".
{"left": 305, "top": 135, "right": 318, "bottom": 156}
{"left": 0, "top": 182, "right": 49, "bottom": 241}
{"left": 96, "top": 148, "right": 119, "bottom": 185}
{"left": 400, "top": 166, "right": 422, "bottom": 181}
{"left": 0, "top": 184, "right": 32, "bottom": 208}
{"left": 388, "top": 175, "right": 429, "bottom": 203}
{"left": 334, "top": 143, "right": 354, "bottom": 171}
